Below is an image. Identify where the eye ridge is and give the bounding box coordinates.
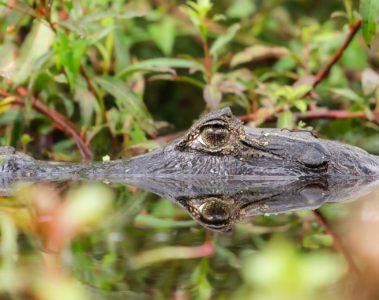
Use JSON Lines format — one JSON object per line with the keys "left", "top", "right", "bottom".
{"left": 200, "top": 124, "right": 230, "bottom": 148}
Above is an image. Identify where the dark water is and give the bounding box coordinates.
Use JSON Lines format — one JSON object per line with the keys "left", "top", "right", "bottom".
{"left": 1, "top": 176, "right": 379, "bottom": 299}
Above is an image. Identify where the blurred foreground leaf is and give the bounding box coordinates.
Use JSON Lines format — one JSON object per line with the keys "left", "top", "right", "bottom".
{"left": 237, "top": 238, "right": 345, "bottom": 300}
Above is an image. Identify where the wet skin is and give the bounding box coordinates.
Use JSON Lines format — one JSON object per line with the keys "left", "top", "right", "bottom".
{"left": 1, "top": 107, "right": 379, "bottom": 179}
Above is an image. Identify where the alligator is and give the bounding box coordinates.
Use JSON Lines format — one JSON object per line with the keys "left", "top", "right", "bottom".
{"left": 1, "top": 107, "right": 379, "bottom": 180}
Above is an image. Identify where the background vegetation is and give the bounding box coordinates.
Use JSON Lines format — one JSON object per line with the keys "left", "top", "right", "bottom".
{"left": 0, "top": 0, "right": 379, "bottom": 299}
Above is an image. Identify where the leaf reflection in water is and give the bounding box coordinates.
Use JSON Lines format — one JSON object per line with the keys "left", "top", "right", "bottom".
{"left": 0, "top": 175, "right": 379, "bottom": 299}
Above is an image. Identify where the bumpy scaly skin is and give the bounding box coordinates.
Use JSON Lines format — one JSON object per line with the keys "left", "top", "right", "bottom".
{"left": 1, "top": 107, "right": 379, "bottom": 179}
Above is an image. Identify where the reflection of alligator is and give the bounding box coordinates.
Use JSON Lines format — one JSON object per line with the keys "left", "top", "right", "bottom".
{"left": 124, "top": 176, "right": 379, "bottom": 232}
{"left": 1, "top": 107, "right": 379, "bottom": 179}
{"left": 1, "top": 174, "right": 378, "bottom": 231}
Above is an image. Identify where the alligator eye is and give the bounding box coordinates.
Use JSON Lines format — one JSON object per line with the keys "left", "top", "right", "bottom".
{"left": 199, "top": 200, "right": 230, "bottom": 224}
{"left": 200, "top": 125, "right": 230, "bottom": 148}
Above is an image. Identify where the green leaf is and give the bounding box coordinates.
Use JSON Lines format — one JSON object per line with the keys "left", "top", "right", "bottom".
{"left": 210, "top": 23, "right": 240, "bottom": 57}
{"left": 226, "top": 0, "right": 256, "bottom": 19}
{"left": 74, "top": 87, "right": 99, "bottom": 126}
{"left": 20, "top": 134, "right": 33, "bottom": 147}
{"left": 52, "top": 31, "right": 88, "bottom": 91}
{"left": 117, "top": 58, "right": 204, "bottom": 78}
{"left": 360, "top": 0, "right": 379, "bottom": 46}
{"left": 149, "top": 18, "right": 176, "bottom": 56}
{"left": 151, "top": 198, "right": 177, "bottom": 218}
{"left": 95, "top": 77, "right": 156, "bottom": 136}
{"left": 293, "top": 100, "right": 308, "bottom": 113}
{"left": 330, "top": 88, "right": 362, "bottom": 102}
{"left": 277, "top": 111, "right": 294, "bottom": 129}
{"left": 12, "top": 22, "right": 55, "bottom": 85}
{"left": 343, "top": 0, "right": 353, "bottom": 23}
{"left": 134, "top": 214, "right": 196, "bottom": 228}
{"left": 52, "top": 140, "right": 76, "bottom": 154}
{"left": 293, "top": 84, "right": 312, "bottom": 99}
{"left": 340, "top": 39, "right": 368, "bottom": 70}
{"left": 231, "top": 45, "right": 289, "bottom": 67}
{"left": 303, "top": 233, "right": 334, "bottom": 249}
{"left": 0, "top": 43, "right": 16, "bottom": 78}
{"left": 191, "top": 260, "right": 212, "bottom": 300}
{"left": 81, "top": 11, "right": 146, "bottom": 23}
{"left": 182, "top": 0, "right": 213, "bottom": 40}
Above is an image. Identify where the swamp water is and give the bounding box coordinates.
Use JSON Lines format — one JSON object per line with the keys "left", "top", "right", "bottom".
{"left": 1, "top": 175, "right": 379, "bottom": 299}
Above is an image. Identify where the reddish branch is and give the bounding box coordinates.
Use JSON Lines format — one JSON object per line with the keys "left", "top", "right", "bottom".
{"left": 79, "top": 64, "right": 97, "bottom": 97}
{"left": 239, "top": 108, "right": 376, "bottom": 125}
{"left": 312, "top": 210, "right": 359, "bottom": 275}
{"left": 240, "top": 19, "right": 363, "bottom": 124}
{"left": 202, "top": 39, "right": 213, "bottom": 82}
{"left": 0, "top": 91, "right": 93, "bottom": 161}
{"left": 11, "top": 0, "right": 118, "bottom": 158}
{"left": 239, "top": 107, "right": 283, "bottom": 123}
{"left": 155, "top": 109, "right": 374, "bottom": 145}
{"left": 307, "top": 19, "right": 362, "bottom": 94}
{"left": 296, "top": 110, "right": 369, "bottom": 121}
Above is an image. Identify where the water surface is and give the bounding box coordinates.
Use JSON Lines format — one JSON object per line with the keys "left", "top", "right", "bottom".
{"left": 1, "top": 176, "right": 379, "bottom": 299}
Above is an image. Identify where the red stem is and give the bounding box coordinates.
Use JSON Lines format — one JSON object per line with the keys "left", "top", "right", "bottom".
{"left": 0, "top": 91, "right": 93, "bottom": 160}
{"left": 296, "top": 110, "right": 367, "bottom": 121}
{"left": 305, "top": 19, "right": 362, "bottom": 96}
{"left": 240, "top": 19, "right": 362, "bottom": 123}
{"left": 239, "top": 109, "right": 375, "bottom": 124}
{"left": 202, "top": 38, "right": 213, "bottom": 83}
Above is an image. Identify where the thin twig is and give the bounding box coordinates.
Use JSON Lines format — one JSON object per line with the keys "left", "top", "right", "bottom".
{"left": 202, "top": 38, "right": 213, "bottom": 83}
{"left": 240, "top": 19, "right": 362, "bottom": 124}
{"left": 239, "top": 108, "right": 377, "bottom": 125}
{"left": 79, "top": 64, "right": 97, "bottom": 97}
{"left": 0, "top": 91, "right": 93, "bottom": 160}
{"left": 36, "top": 1, "right": 118, "bottom": 158}
{"left": 312, "top": 209, "right": 359, "bottom": 275}
{"left": 295, "top": 110, "right": 369, "bottom": 122}
{"left": 239, "top": 107, "right": 283, "bottom": 123}
{"left": 305, "top": 19, "right": 362, "bottom": 96}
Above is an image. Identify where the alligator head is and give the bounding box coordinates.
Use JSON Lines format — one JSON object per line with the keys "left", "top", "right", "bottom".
{"left": 121, "top": 107, "right": 379, "bottom": 177}
{"left": 2, "top": 107, "right": 379, "bottom": 179}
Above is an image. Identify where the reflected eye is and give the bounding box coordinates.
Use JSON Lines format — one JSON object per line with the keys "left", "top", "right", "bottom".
{"left": 200, "top": 125, "right": 230, "bottom": 148}
{"left": 199, "top": 200, "right": 230, "bottom": 224}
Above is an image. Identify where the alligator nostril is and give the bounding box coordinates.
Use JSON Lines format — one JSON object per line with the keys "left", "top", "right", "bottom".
{"left": 304, "top": 160, "right": 329, "bottom": 170}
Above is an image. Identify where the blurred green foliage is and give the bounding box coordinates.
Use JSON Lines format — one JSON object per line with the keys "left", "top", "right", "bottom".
{"left": 0, "top": 0, "right": 379, "bottom": 299}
